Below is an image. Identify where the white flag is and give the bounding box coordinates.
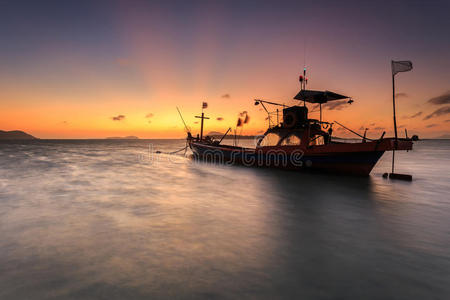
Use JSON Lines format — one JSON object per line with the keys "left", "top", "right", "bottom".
{"left": 392, "top": 60, "right": 413, "bottom": 76}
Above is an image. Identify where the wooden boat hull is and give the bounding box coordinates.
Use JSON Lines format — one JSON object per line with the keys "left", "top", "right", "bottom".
{"left": 189, "top": 139, "right": 412, "bottom": 176}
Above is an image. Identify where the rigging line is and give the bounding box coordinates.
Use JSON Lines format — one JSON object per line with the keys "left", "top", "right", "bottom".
{"left": 176, "top": 106, "right": 190, "bottom": 133}
{"left": 334, "top": 121, "right": 376, "bottom": 141}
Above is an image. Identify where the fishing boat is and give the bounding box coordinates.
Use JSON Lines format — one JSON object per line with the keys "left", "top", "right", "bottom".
{"left": 186, "top": 73, "right": 413, "bottom": 176}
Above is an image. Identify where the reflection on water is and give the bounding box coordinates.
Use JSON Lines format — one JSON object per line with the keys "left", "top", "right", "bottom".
{"left": 0, "top": 139, "right": 449, "bottom": 299}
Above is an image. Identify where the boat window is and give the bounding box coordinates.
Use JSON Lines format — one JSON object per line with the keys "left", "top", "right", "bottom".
{"left": 259, "top": 133, "right": 281, "bottom": 146}
{"left": 280, "top": 134, "right": 302, "bottom": 146}
{"left": 309, "top": 135, "right": 325, "bottom": 146}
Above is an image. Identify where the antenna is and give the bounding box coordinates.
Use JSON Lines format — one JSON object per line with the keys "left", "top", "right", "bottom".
{"left": 299, "top": 66, "right": 308, "bottom": 106}
{"left": 299, "top": 40, "right": 309, "bottom": 106}
{"left": 303, "top": 38, "right": 308, "bottom": 90}
{"left": 303, "top": 37, "right": 307, "bottom": 72}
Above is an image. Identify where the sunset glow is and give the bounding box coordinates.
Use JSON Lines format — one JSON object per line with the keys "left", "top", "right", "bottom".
{"left": 1, "top": 0, "right": 449, "bottom": 139}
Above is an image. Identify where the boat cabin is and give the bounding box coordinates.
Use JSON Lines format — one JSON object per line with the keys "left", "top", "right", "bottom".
{"left": 255, "top": 89, "right": 351, "bottom": 149}
{"left": 256, "top": 106, "right": 332, "bottom": 148}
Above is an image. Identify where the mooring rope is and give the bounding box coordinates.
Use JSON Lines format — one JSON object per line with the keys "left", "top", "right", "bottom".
{"left": 155, "top": 145, "right": 188, "bottom": 155}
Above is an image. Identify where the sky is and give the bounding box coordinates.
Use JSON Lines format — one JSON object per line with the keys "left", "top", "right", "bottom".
{"left": 1, "top": 0, "right": 449, "bottom": 139}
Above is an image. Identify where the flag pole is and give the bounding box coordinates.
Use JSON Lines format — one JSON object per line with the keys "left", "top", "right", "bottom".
{"left": 391, "top": 67, "right": 397, "bottom": 173}
{"left": 385, "top": 60, "right": 413, "bottom": 181}
{"left": 391, "top": 61, "right": 398, "bottom": 173}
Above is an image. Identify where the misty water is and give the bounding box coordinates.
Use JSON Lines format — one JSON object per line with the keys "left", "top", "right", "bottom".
{"left": 0, "top": 139, "right": 449, "bottom": 299}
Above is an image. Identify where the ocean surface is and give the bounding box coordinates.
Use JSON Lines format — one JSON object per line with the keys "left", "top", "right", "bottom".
{"left": 0, "top": 139, "right": 449, "bottom": 299}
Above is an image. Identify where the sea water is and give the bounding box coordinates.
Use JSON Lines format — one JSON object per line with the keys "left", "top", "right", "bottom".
{"left": 0, "top": 139, "right": 449, "bottom": 299}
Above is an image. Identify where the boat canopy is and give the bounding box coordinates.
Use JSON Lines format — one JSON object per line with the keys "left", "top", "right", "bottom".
{"left": 294, "top": 89, "right": 349, "bottom": 104}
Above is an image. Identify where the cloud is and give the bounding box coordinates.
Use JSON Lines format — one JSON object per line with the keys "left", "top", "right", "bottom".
{"left": 426, "top": 124, "right": 437, "bottom": 128}
{"left": 323, "top": 100, "right": 349, "bottom": 110}
{"left": 216, "top": 117, "right": 224, "bottom": 121}
{"left": 112, "top": 115, "right": 125, "bottom": 121}
{"left": 221, "top": 94, "right": 230, "bottom": 98}
{"left": 407, "top": 111, "right": 422, "bottom": 118}
{"left": 145, "top": 113, "right": 154, "bottom": 118}
{"left": 427, "top": 91, "right": 450, "bottom": 105}
{"left": 395, "top": 92, "right": 408, "bottom": 98}
{"left": 194, "top": 121, "right": 199, "bottom": 124}
{"left": 148, "top": 120, "right": 152, "bottom": 124}
{"left": 445, "top": 119, "right": 450, "bottom": 123}
{"left": 423, "top": 106, "right": 450, "bottom": 120}
{"left": 370, "top": 123, "right": 376, "bottom": 126}
{"left": 374, "top": 127, "right": 385, "bottom": 130}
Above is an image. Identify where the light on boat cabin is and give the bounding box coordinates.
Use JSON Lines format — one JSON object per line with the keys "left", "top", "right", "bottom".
{"left": 257, "top": 131, "right": 326, "bottom": 148}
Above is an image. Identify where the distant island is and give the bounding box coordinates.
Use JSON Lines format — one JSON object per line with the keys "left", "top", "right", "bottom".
{"left": 0, "top": 130, "right": 37, "bottom": 140}
{"left": 105, "top": 136, "right": 139, "bottom": 140}
{"left": 434, "top": 134, "right": 450, "bottom": 139}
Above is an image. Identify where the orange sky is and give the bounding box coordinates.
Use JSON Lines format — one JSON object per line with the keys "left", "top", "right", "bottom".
{"left": 1, "top": 1, "right": 449, "bottom": 139}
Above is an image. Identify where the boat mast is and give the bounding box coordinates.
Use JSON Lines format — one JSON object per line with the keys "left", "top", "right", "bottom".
{"left": 195, "top": 105, "right": 209, "bottom": 140}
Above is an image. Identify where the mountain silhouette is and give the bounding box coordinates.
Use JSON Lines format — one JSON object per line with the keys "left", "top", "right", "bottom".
{"left": 105, "top": 136, "right": 139, "bottom": 140}
{"left": 0, "top": 130, "right": 37, "bottom": 140}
